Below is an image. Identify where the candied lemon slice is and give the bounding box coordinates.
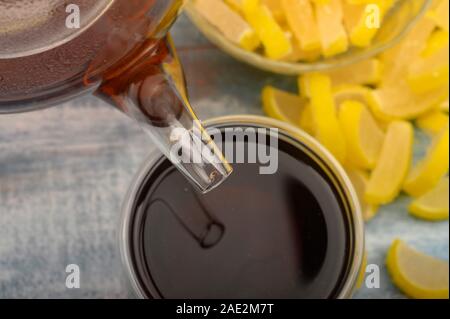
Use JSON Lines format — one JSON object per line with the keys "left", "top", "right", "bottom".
{"left": 299, "top": 103, "right": 316, "bottom": 136}
{"left": 427, "top": 0, "right": 449, "bottom": 32}
{"left": 242, "top": 0, "right": 292, "bottom": 59}
{"left": 195, "top": 0, "right": 260, "bottom": 51}
{"left": 404, "top": 125, "right": 449, "bottom": 197}
{"left": 365, "top": 121, "right": 413, "bottom": 205}
{"left": 441, "top": 100, "right": 449, "bottom": 113}
{"left": 409, "top": 177, "right": 449, "bottom": 221}
{"left": 284, "top": 34, "right": 322, "bottom": 62}
{"left": 387, "top": 239, "right": 449, "bottom": 299}
{"left": 346, "top": 0, "right": 395, "bottom": 6}
{"left": 416, "top": 110, "right": 449, "bottom": 135}
{"left": 339, "top": 100, "right": 385, "bottom": 170}
{"left": 326, "top": 58, "right": 383, "bottom": 86}
{"left": 368, "top": 81, "right": 449, "bottom": 121}
{"left": 225, "top": 0, "right": 244, "bottom": 13}
{"left": 342, "top": 1, "right": 391, "bottom": 48}
{"left": 308, "top": 73, "right": 347, "bottom": 163}
{"left": 299, "top": 73, "right": 371, "bottom": 100}
{"left": 262, "top": 86, "right": 307, "bottom": 126}
{"left": 281, "top": 0, "right": 321, "bottom": 52}
{"left": 422, "top": 29, "right": 449, "bottom": 58}
{"left": 408, "top": 46, "right": 449, "bottom": 94}
{"left": 408, "top": 65, "right": 449, "bottom": 95}
{"left": 310, "top": 0, "right": 331, "bottom": 4}
{"left": 346, "top": 167, "right": 379, "bottom": 221}
{"left": 333, "top": 84, "right": 373, "bottom": 107}
{"left": 298, "top": 75, "right": 312, "bottom": 98}
{"left": 333, "top": 84, "right": 391, "bottom": 130}
{"left": 381, "top": 18, "right": 436, "bottom": 86}
{"left": 262, "top": 0, "right": 285, "bottom": 24}
{"left": 314, "top": 0, "right": 349, "bottom": 57}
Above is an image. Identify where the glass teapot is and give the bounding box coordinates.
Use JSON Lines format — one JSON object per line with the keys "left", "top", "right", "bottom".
{"left": 0, "top": 0, "right": 232, "bottom": 192}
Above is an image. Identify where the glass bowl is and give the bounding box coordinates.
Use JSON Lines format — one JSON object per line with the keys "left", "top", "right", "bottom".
{"left": 184, "top": 0, "right": 431, "bottom": 74}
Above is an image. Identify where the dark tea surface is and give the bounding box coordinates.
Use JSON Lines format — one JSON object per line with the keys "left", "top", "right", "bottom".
{"left": 129, "top": 136, "right": 352, "bottom": 299}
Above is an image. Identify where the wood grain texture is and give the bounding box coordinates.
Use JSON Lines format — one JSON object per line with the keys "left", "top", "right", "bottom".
{"left": 0, "top": 15, "right": 448, "bottom": 299}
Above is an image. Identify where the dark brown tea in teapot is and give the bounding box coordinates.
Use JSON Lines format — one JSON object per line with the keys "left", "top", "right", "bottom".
{"left": 0, "top": 0, "right": 183, "bottom": 111}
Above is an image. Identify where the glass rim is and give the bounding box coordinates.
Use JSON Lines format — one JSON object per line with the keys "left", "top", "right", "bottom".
{"left": 119, "top": 115, "right": 365, "bottom": 299}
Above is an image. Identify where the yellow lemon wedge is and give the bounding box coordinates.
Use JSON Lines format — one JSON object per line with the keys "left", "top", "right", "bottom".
{"left": 408, "top": 46, "right": 449, "bottom": 95}
{"left": 298, "top": 74, "right": 312, "bottom": 98}
{"left": 339, "top": 100, "right": 385, "bottom": 170}
{"left": 242, "top": 0, "right": 292, "bottom": 59}
{"left": 346, "top": 0, "right": 395, "bottom": 7}
{"left": 308, "top": 73, "right": 347, "bottom": 163}
{"left": 441, "top": 100, "right": 449, "bottom": 113}
{"left": 262, "top": 86, "right": 307, "bottom": 126}
{"left": 262, "top": 0, "right": 285, "bottom": 24}
{"left": 195, "top": 0, "right": 260, "bottom": 51}
{"left": 387, "top": 239, "right": 449, "bottom": 299}
{"left": 333, "top": 84, "right": 373, "bottom": 107}
{"left": 333, "top": 85, "right": 391, "bottom": 129}
{"left": 416, "top": 110, "right": 449, "bottom": 135}
{"left": 281, "top": 0, "right": 322, "bottom": 52}
{"left": 302, "top": 77, "right": 377, "bottom": 105}
{"left": 342, "top": 0, "right": 392, "bottom": 48}
{"left": 409, "top": 177, "right": 449, "bottom": 221}
{"left": 346, "top": 167, "right": 379, "bottom": 221}
{"left": 224, "top": 0, "right": 244, "bottom": 13}
{"left": 422, "top": 29, "right": 449, "bottom": 58}
{"left": 404, "top": 125, "right": 449, "bottom": 197}
{"left": 284, "top": 35, "right": 322, "bottom": 62}
{"left": 408, "top": 65, "right": 449, "bottom": 95}
{"left": 365, "top": 121, "right": 414, "bottom": 205}
{"left": 314, "top": 0, "right": 349, "bottom": 57}
{"left": 381, "top": 18, "right": 436, "bottom": 86}
{"left": 327, "top": 58, "right": 384, "bottom": 87}
{"left": 368, "top": 81, "right": 449, "bottom": 121}
{"left": 427, "top": 0, "right": 449, "bottom": 32}
{"left": 299, "top": 103, "right": 316, "bottom": 136}
{"left": 310, "top": 0, "right": 331, "bottom": 4}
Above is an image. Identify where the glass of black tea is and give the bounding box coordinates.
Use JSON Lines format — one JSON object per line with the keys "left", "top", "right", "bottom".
{"left": 120, "top": 115, "right": 365, "bottom": 299}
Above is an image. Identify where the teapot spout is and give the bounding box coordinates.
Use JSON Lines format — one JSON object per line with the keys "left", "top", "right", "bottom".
{"left": 96, "top": 35, "right": 233, "bottom": 193}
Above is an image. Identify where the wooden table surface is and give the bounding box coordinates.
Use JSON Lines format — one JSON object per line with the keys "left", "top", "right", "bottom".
{"left": 0, "top": 15, "right": 448, "bottom": 299}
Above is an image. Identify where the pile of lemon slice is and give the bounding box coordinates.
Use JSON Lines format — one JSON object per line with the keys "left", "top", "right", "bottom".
{"left": 263, "top": 1, "right": 449, "bottom": 221}
{"left": 262, "top": 2, "right": 449, "bottom": 298}
{"left": 193, "top": 0, "right": 399, "bottom": 61}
